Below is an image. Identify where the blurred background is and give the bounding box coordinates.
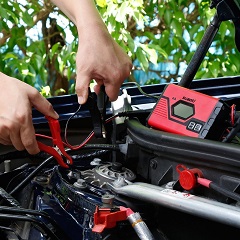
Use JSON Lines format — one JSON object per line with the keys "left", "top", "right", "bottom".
{"left": 0, "top": 0, "right": 239, "bottom": 97}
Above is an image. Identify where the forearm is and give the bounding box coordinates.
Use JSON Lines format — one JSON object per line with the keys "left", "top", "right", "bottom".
{"left": 51, "top": 0, "right": 106, "bottom": 33}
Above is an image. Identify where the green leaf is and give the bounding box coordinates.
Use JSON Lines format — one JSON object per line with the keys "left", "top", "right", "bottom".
{"left": 185, "top": 51, "right": 194, "bottom": 63}
{"left": 164, "top": 9, "right": 172, "bottom": 25}
{"left": 17, "top": 38, "right": 27, "bottom": 49}
{"left": 58, "top": 55, "right": 64, "bottom": 73}
{"left": 6, "top": 9, "right": 18, "bottom": 24}
{"left": 144, "top": 46, "right": 158, "bottom": 64}
{"left": 219, "top": 22, "right": 228, "bottom": 42}
{"left": 230, "top": 55, "right": 240, "bottom": 72}
{"left": 3, "top": 52, "right": 18, "bottom": 60}
{"left": 136, "top": 47, "right": 149, "bottom": 72}
{"left": 50, "top": 43, "right": 61, "bottom": 59}
{"left": 189, "top": 24, "right": 201, "bottom": 40}
{"left": 179, "top": 37, "right": 189, "bottom": 53}
{"left": 174, "top": 11, "right": 185, "bottom": 22}
{"left": 144, "top": 31, "right": 155, "bottom": 40}
{"left": 194, "top": 30, "right": 204, "bottom": 45}
{"left": 31, "top": 54, "right": 43, "bottom": 70}
{"left": 148, "top": 44, "right": 168, "bottom": 59}
{"left": 116, "top": 2, "right": 129, "bottom": 23}
{"left": 96, "top": 0, "right": 107, "bottom": 8}
{"left": 159, "top": 30, "right": 170, "bottom": 48}
{"left": 178, "top": 0, "right": 185, "bottom": 6}
{"left": 39, "top": 68, "right": 48, "bottom": 84}
{"left": 125, "top": 33, "right": 135, "bottom": 52}
{"left": 173, "top": 51, "right": 182, "bottom": 64}
{"left": 209, "top": 61, "right": 219, "bottom": 78}
{"left": 0, "top": 7, "right": 9, "bottom": 20}
{"left": 171, "top": 19, "right": 182, "bottom": 37}
{"left": 21, "top": 11, "right": 34, "bottom": 26}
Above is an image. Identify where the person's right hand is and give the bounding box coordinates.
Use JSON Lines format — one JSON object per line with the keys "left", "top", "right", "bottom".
{"left": 0, "top": 72, "right": 59, "bottom": 154}
{"left": 51, "top": 0, "right": 132, "bottom": 105}
{"left": 75, "top": 24, "right": 132, "bottom": 104}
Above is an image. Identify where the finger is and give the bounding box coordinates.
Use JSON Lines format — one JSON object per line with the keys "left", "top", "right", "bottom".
{"left": 93, "top": 84, "right": 101, "bottom": 95}
{"left": 0, "top": 137, "right": 12, "bottom": 145}
{"left": 9, "top": 129, "right": 25, "bottom": 151}
{"left": 75, "top": 74, "right": 91, "bottom": 104}
{"left": 93, "top": 80, "right": 104, "bottom": 95}
{"left": 104, "top": 81, "right": 122, "bottom": 102}
{"left": 0, "top": 120, "right": 11, "bottom": 145}
{"left": 28, "top": 90, "right": 59, "bottom": 119}
{"left": 20, "top": 121, "right": 39, "bottom": 155}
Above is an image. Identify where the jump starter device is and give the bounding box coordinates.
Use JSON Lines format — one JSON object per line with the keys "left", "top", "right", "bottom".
{"left": 147, "top": 84, "right": 231, "bottom": 140}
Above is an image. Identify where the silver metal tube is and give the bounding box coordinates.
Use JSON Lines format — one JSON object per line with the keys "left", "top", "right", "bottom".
{"left": 109, "top": 182, "right": 240, "bottom": 229}
{"left": 127, "top": 212, "right": 155, "bottom": 240}
{"left": 4, "top": 160, "right": 11, "bottom": 173}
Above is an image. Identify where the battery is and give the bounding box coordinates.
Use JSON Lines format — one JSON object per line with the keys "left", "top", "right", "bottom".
{"left": 147, "top": 84, "right": 231, "bottom": 140}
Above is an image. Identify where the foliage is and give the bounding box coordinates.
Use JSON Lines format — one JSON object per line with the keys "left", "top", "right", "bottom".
{"left": 0, "top": 0, "right": 77, "bottom": 96}
{"left": 0, "top": 0, "right": 239, "bottom": 96}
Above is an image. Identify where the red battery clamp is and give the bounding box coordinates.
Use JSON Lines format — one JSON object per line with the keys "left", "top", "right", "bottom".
{"left": 147, "top": 84, "right": 230, "bottom": 140}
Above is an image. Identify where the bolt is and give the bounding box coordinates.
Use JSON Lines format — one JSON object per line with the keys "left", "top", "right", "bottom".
{"left": 102, "top": 193, "right": 115, "bottom": 208}
{"left": 150, "top": 159, "right": 158, "bottom": 170}
{"left": 35, "top": 176, "right": 48, "bottom": 183}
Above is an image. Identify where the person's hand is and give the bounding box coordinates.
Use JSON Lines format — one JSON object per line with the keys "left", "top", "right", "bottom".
{"left": 0, "top": 72, "right": 59, "bottom": 154}
{"left": 75, "top": 25, "right": 132, "bottom": 104}
{"left": 51, "top": 0, "right": 132, "bottom": 104}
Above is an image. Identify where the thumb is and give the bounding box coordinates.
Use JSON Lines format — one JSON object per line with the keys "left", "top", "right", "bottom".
{"left": 75, "top": 75, "right": 91, "bottom": 104}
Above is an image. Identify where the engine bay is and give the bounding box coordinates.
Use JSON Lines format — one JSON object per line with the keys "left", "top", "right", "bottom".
{"left": 1, "top": 76, "right": 240, "bottom": 240}
{"left": 1, "top": 0, "right": 240, "bottom": 239}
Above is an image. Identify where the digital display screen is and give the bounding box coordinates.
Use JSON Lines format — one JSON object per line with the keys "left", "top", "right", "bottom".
{"left": 172, "top": 101, "right": 194, "bottom": 120}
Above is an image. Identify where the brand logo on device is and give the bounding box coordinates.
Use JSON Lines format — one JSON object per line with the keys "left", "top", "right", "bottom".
{"left": 182, "top": 96, "right": 196, "bottom": 103}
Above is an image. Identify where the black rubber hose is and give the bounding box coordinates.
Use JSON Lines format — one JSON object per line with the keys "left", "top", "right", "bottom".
{"left": 0, "top": 225, "right": 22, "bottom": 240}
{"left": 0, "top": 144, "right": 119, "bottom": 162}
{"left": 81, "top": 144, "right": 119, "bottom": 151}
{"left": 210, "top": 182, "right": 240, "bottom": 202}
{"left": 125, "top": 118, "right": 240, "bottom": 169}
{"left": 71, "top": 149, "right": 110, "bottom": 161}
{"left": 0, "top": 187, "right": 20, "bottom": 207}
{"left": 0, "top": 150, "right": 49, "bottom": 163}
{"left": 0, "top": 206, "right": 66, "bottom": 238}
{"left": 9, "top": 156, "right": 54, "bottom": 196}
{"left": 0, "top": 206, "right": 56, "bottom": 227}
{"left": 179, "top": 14, "right": 221, "bottom": 88}
{"left": 0, "top": 213, "right": 60, "bottom": 240}
{"left": 222, "top": 117, "right": 240, "bottom": 143}
{"left": 198, "top": 177, "right": 240, "bottom": 203}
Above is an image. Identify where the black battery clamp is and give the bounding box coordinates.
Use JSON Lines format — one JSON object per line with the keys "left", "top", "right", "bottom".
{"left": 85, "top": 87, "right": 108, "bottom": 138}
{"left": 147, "top": 84, "right": 231, "bottom": 140}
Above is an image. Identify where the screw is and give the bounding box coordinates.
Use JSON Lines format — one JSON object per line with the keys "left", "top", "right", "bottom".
{"left": 150, "top": 159, "right": 158, "bottom": 170}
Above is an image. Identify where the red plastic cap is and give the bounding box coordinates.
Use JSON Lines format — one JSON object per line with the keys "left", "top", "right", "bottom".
{"left": 179, "top": 170, "right": 197, "bottom": 190}
{"left": 176, "top": 164, "right": 203, "bottom": 191}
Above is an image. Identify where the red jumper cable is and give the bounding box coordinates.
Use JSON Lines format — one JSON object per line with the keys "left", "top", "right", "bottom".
{"left": 176, "top": 164, "right": 240, "bottom": 202}
{"left": 36, "top": 116, "right": 73, "bottom": 168}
